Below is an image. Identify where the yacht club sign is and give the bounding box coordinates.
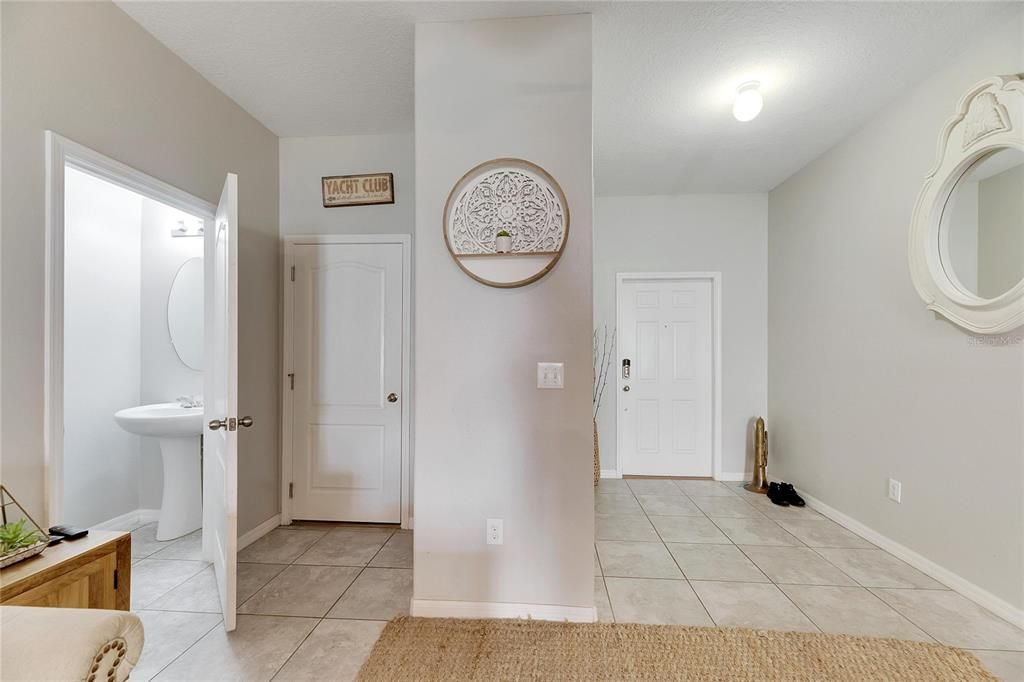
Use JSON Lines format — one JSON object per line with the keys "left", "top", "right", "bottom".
{"left": 321, "top": 172, "right": 394, "bottom": 207}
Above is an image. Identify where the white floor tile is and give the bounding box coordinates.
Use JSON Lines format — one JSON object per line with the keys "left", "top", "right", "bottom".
{"left": 605, "top": 577, "right": 713, "bottom": 626}
{"left": 153, "top": 614, "right": 317, "bottom": 681}
{"left": 273, "top": 619, "right": 385, "bottom": 681}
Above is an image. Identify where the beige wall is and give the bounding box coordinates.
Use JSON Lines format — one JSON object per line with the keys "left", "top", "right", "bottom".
{"left": 1, "top": 1, "right": 281, "bottom": 535}
{"left": 768, "top": 12, "right": 1024, "bottom": 610}
{"left": 279, "top": 134, "right": 414, "bottom": 237}
{"left": 413, "top": 14, "right": 594, "bottom": 613}
{"left": 593, "top": 195, "right": 768, "bottom": 478}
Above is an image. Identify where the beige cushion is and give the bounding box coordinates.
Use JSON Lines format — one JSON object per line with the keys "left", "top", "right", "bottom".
{"left": 0, "top": 606, "right": 144, "bottom": 681}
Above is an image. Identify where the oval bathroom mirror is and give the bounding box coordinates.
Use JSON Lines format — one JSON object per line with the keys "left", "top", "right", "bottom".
{"left": 167, "top": 257, "right": 204, "bottom": 370}
{"left": 941, "top": 147, "right": 1024, "bottom": 299}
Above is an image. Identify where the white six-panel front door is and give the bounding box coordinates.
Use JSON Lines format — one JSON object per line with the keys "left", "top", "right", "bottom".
{"left": 290, "top": 243, "right": 404, "bottom": 522}
{"left": 618, "top": 277, "right": 713, "bottom": 477}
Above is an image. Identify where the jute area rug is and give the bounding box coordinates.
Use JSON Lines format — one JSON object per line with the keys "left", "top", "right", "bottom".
{"left": 357, "top": 616, "right": 996, "bottom": 681}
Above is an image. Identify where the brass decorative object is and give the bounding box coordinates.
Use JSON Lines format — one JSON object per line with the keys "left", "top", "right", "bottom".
{"left": 744, "top": 417, "right": 769, "bottom": 494}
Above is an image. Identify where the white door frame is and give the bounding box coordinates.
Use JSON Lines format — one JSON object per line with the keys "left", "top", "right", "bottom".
{"left": 281, "top": 234, "right": 413, "bottom": 529}
{"left": 614, "top": 272, "right": 723, "bottom": 480}
{"left": 43, "top": 131, "right": 216, "bottom": 526}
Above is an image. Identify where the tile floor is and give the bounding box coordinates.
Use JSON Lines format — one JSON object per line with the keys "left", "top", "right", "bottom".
{"left": 124, "top": 520, "right": 410, "bottom": 681}
{"left": 595, "top": 478, "right": 1024, "bottom": 680}
{"left": 120, "top": 480, "right": 1024, "bottom": 681}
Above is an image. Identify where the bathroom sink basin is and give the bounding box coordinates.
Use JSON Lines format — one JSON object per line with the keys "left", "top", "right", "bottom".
{"left": 114, "top": 403, "right": 204, "bottom": 438}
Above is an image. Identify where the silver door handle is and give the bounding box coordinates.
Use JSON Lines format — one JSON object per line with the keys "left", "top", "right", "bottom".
{"left": 209, "top": 418, "right": 227, "bottom": 431}
{"left": 623, "top": 385, "right": 630, "bottom": 392}
{"left": 387, "top": 393, "right": 399, "bottom": 403}
{"left": 239, "top": 416, "right": 254, "bottom": 428}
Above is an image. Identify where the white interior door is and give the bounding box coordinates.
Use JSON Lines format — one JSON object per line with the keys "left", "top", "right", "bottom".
{"left": 203, "top": 173, "right": 239, "bottom": 631}
{"left": 289, "top": 242, "right": 404, "bottom": 522}
{"left": 618, "top": 277, "right": 713, "bottom": 477}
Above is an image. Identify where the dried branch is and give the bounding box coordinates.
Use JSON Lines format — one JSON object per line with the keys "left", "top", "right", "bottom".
{"left": 593, "top": 325, "right": 615, "bottom": 418}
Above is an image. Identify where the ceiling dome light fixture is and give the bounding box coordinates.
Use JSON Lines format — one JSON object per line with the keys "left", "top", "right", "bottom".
{"left": 733, "top": 81, "right": 763, "bottom": 122}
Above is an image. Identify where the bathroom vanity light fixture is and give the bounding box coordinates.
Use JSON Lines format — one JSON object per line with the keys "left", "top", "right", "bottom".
{"left": 171, "top": 218, "right": 205, "bottom": 238}
{"left": 733, "top": 81, "right": 763, "bottom": 122}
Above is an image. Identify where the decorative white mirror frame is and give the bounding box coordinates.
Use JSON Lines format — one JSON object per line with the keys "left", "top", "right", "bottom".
{"left": 909, "top": 75, "right": 1024, "bottom": 334}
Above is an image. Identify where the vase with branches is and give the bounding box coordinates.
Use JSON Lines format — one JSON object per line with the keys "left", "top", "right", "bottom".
{"left": 592, "top": 326, "right": 615, "bottom": 485}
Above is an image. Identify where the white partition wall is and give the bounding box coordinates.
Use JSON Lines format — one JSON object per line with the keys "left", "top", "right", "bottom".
{"left": 412, "top": 14, "right": 595, "bottom": 620}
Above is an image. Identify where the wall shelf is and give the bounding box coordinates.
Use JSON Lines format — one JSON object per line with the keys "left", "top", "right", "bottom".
{"left": 454, "top": 251, "right": 560, "bottom": 259}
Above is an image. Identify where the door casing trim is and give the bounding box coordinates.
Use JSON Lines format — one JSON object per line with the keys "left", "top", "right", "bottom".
{"left": 614, "top": 272, "right": 722, "bottom": 481}
{"left": 281, "top": 234, "right": 413, "bottom": 529}
{"left": 43, "top": 131, "right": 216, "bottom": 527}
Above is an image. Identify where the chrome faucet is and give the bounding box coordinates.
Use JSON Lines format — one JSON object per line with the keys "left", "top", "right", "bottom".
{"left": 176, "top": 395, "right": 203, "bottom": 409}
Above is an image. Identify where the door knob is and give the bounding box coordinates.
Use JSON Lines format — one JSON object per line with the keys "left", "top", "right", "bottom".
{"left": 387, "top": 393, "right": 399, "bottom": 403}
{"left": 623, "top": 385, "right": 630, "bottom": 392}
{"left": 238, "top": 416, "right": 254, "bottom": 428}
{"left": 209, "top": 418, "right": 228, "bottom": 431}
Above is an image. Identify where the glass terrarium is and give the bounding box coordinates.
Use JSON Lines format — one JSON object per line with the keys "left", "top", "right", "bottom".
{"left": 0, "top": 485, "right": 49, "bottom": 568}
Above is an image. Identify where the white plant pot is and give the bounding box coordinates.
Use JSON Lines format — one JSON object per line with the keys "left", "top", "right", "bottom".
{"left": 495, "top": 235, "right": 513, "bottom": 253}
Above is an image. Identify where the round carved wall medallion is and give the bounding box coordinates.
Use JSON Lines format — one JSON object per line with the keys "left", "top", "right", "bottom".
{"left": 443, "top": 158, "right": 569, "bottom": 288}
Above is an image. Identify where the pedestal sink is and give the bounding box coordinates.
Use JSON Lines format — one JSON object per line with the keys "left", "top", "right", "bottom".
{"left": 114, "top": 403, "right": 203, "bottom": 541}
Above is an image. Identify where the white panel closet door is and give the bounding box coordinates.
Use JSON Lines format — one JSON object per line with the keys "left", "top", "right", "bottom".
{"left": 290, "top": 243, "right": 403, "bottom": 522}
{"left": 618, "top": 278, "right": 712, "bottom": 477}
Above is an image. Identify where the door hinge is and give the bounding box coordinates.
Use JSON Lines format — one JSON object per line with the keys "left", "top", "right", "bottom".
{"left": 290, "top": 265, "right": 295, "bottom": 282}
{"left": 113, "top": 569, "right": 119, "bottom": 590}
{"left": 288, "top": 482, "right": 294, "bottom": 499}
{"left": 288, "top": 372, "right": 295, "bottom": 390}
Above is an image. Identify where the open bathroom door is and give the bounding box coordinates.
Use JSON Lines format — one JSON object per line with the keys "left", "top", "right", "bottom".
{"left": 203, "top": 173, "right": 239, "bottom": 631}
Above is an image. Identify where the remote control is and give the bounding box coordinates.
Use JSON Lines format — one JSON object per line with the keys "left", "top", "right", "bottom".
{"left": 48, "top": 525, "right": 89, "bottom": 540}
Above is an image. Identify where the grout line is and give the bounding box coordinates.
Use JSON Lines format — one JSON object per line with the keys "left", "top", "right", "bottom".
{"left": 132, "top": 525, "right": 405, "bottom": 680}
{"left": 626, "top": 481, "right": 717, "bottom": 626}
{"left": 143, "top": 612, "right": 223, "bottom": 681}
{"left": 594, "top": 545, "right": 615, "bottom": 623}
{"left": 265, "top": 528, "right": 399, "bottom": 678}
{"left": 730, "top": 544, "right": 822, "bottom": 633}
{"left": 270, "top": 618, "right": 323, "bottom": 680}
{"left": 863, "top": 586, "right": 968, "bottom": 644}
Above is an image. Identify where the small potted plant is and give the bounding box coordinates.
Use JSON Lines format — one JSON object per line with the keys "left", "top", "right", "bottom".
{"left": 0, "top": 518, "right": 47, "bottom": 568}
{"left": 495, "top": 230, "right": 513, "bottom": 253}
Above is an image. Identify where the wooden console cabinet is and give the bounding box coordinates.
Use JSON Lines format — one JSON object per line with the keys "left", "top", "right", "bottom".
{"left": 0, "top": 530, "right": 131, "bottom": 610}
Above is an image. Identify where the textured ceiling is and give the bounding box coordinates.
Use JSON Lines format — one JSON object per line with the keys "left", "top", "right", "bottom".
{"left": 117, "top": 1, "right": 1016, "bottom": 193}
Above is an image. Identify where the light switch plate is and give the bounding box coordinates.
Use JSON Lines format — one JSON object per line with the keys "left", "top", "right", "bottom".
{"left": 537, "top": 362, "right": 564, "bottom": 389}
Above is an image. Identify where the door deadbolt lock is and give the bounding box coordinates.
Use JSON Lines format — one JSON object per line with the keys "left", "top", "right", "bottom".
{"left": 387, "top": 393, "right": 399, "bottom": 403}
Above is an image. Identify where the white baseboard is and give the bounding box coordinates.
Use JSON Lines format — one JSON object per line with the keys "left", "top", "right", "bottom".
{"left": 238, "top": 514, "right": 281, "bottom": 550}
{"left": 798, "top": 488, "right": 1024, "bottom": 629}
{"left": 92, "top": 508, "right": 160, "bottom": 531}
{"left": 600, "top": 469, "right": 621, "bottom": 479}
{"left": 411, "top": 598, "right": 597, "bottom": 623}
{"left": 717, "top": 472, "right": 751, "bottom": 482}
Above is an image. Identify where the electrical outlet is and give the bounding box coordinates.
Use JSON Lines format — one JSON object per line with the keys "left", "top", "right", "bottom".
{"left": 486, "top": 518, "right": 503, "bottom": 545}
{"left": 888, "top": 478, "right": 902, "bottom": 503}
